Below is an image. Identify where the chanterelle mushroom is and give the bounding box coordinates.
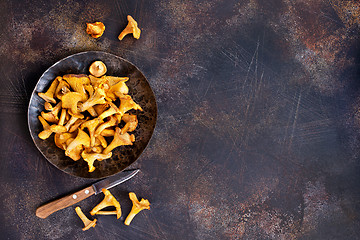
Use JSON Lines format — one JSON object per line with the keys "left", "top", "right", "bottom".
{"left": 90, "top": 189, "right": 121, "bottom": 219}
{"left": 41, "top": 102, "right": 62, "bottom": 123}
{"left": 78, "top": 88, "right": 106, "bottom": 112}
{"left": 54, "top": 78, "right": 70, "bottom": 100}
{"left": 65, "top": 128, "right": 90, "bottom": 161}
{"left": 54, "top": 132, "right": 76, "bottom": 150}
{"left": 102, "top": 127, "right": 135, "bottom": 155}
{"left": 118, "top": 15, "right": 141, "bottom": 40}
{"left": 63, "top": 74, "right": 90, "bottom": 101}
{"left": 121, "top": 114, "right": 138, "bottom": 134}
{"left": 118, "top": 95, "right": 143, "bottom": 115}
{"left": 98, "top": 102, "right": 120, "bottom": 120}
{"left": 94, "top": 115, "right": 118, "bottom": 137}
{"left": 38, "top": 77, "right": 60, "bottom": 104}
{"left": 75, "top": 206, "right": 97, "bottom": 231}
{"left": 49, "top": 109, "right": 67, "bottom": 134}
{"left": 89, "top": 61, "right": 107, "bottom": 78}
{"left": 38, "top": 116, "right": 52, "bottom": 140}
{"left": 106, "top": 81, "right": 129, "bottom": 101}
{"left": 61, "top": 92, "right": 84, "bottom": 118}
{"left": 81, "top": 117, "right": 103, "bottom": 147}
{"left": 86, "top": 22, "right": 105, "bottom": 38}
{"left": 124, "top": 192, "right": 150, "bottom": 225}
{"left": 81, "top": 151, "right": 112, "bottom": 172}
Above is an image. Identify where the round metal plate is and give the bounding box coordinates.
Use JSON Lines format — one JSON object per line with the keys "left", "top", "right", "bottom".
{"left": 28, "top": 51, "right": 157, "bottom": 179}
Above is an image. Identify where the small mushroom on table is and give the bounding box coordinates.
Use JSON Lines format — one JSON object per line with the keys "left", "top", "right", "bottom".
{"left": 75, "top": 206, "right": 97, "bottom": 231}
{"left": 90, "top": 189, "right": 121, "bottom": 219}
{"left": 124, "top": 192, "right": 150, "bottom": 225}
{"left": 118, "top": 15, "right": 141, "bottom": 40}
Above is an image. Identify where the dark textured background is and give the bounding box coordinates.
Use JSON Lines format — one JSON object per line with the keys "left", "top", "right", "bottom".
{"left": 0, "top": 0, "right": 360, "bottom": 239}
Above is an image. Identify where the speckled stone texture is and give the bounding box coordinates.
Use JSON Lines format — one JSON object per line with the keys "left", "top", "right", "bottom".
{"left": 0, "top": 0, "right": 359, "bottom": 239}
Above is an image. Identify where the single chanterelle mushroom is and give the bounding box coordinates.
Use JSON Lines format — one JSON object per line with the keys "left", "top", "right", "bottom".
{"left": 106, "top": 81, "right": 129, "bottom": 101}
{"left": 121, "top": 114, "right": 138, "bottom": 134}
{"left": 118, "top": 95, "right": 143, "bottom": 115}
{"left": 38, "top": 116, "right": 52, "bottom": 140}
{"left": 49, "top": 109, "right": 67, "bottom": 134}
{"left": 38, "top": 76, "right": 60, "bottom": 104}
{"left": 81, "top": 117, "right": 103, "bottom": 147}
{"left": 124, "top": 192, "right": 150, "bottom": 225}
{"left": 75, "top": 206, "right": 97, "bottom": 231}
{"left": 65, "top": 128, "right": 91, "bottom": 161}
{"left": 79, "top": 88, "right": 106, "bottom": 112}
{"left": 86, "top": 22, "right": 105, "bottom": 38}
{"left": 63, "top": 74, "right": 90, "bottom": 101}
{"left": 103, "top": 127, "right": 135, "bottom": 155}
{"left": 98, "top": 102, "right": 120, "bottom": 120}
{"left": 90, "top": 189, "right": 121, "bottom": 219}
{"left": 81, "top": 151, "right": 112, "bottom": 172}
{"left": 41, "top": 102, "right": 62, "bottom": 123}
{"left": 61, "top": 92, "right": 84, "bottom": 118}
{"left": 54, "top": 78, "right": 71, "bottom": 100}
{"left": 102, "top": 75, "right": 129, "bottom": 87}
{"left": 118, "top": 15, "right": 141, "bottom": 40}
{"left": 89, "top": 61, "right": 107, "bottom": 78}
{"left": 54, "top": 132, "right": 76, "bottom": 150}
{"left": 94, "top": 115, "right": 118, "bottom": 137}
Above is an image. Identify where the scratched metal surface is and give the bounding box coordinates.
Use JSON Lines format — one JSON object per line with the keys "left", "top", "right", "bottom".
{"left": 0, "top": 0, "right": 359, "bottom": 239}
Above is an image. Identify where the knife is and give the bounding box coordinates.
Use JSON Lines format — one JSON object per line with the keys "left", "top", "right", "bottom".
{"left": 36, "top": 169, "right": 140, "bottom": 219}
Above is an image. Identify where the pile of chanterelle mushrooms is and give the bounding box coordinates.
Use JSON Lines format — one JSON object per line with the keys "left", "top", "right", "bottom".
{"left": 37, "top": 61, "right": 142, "bottom": 172}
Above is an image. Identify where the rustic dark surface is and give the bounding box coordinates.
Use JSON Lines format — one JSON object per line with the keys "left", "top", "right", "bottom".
{"left": 0, "top": 0, "right": 360, "bottom": 239}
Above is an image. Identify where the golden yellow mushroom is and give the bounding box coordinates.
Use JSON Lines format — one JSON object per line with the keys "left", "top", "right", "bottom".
{"left": 86, "top": 22, "right": 105, "bottom": 38}
{"left": 81, "top": 151, "right": 112, "bottom": 172}
{"left": 124, "top": 192, "right": 150, "bottom": 225}
{"left": 102, "top": 127, "right": 135, "bottom": 155}
{"left": 90, "top": 189, "right": 121, "bottom": 219}
{"left": 61, "top": 92, "right": 84, "bottom": 118}
{"left": 89, "top": 61, "right": 107, "bottom": 78}
{"left": 118, "top": 15, "right": 141, "bottom": 40}
{"left": 38, "top": 77, "right": 60, "bottom": 104}
{"left": 75, "top": 206, "right": 97, "bottom": 231}
{"left": 65, "top": 128, "right": 90, "bottom": 161}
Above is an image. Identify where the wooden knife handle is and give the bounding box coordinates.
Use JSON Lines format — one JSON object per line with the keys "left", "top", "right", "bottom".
{"left": 36, "top": 186, "right": 95, "bottom": 219}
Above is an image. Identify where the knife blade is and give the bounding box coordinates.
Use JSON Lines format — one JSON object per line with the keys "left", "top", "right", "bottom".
{"left": 36, "top": 169, "right": 140, "bottom": 219}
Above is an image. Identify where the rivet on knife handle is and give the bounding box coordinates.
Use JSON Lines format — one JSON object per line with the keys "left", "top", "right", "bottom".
{"left": 36, "top": 186, "right": 95, "bottom": 219}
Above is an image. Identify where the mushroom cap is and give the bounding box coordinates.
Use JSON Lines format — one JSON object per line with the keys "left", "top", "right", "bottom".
{"left": 102, "top": 127, "right": 134, "bottom": 155}
{"left": 63, "top": 74, "right": 90, "bottom": 101}
{"left": 78, "top": 88, "right": 106, "bottom": 112}
{"left": 86, "top": 22, "right": 105, "bottom": 38}
{"left": 61, "top": 92, "right": 84, "bottom": 118}
{"left": 118, "top": 95, "right": 143, "bottom": 115}
{"left": 81, "top": 151, "right": 112, "bottom": 172}
{"left": 65, "top": 129, "right": 91, "bottom": 161}
{"left": 89, "top": 61, "right": 107, "bottom": 78}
